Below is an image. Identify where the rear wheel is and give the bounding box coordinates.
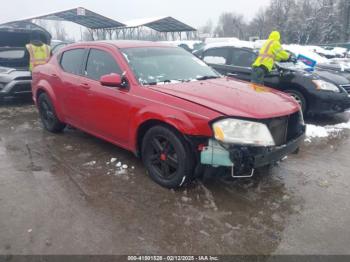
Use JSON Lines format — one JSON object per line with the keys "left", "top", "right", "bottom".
{"left": 285, "top": 89, "right": 307, "bottom": 113}
{"left": 141, "top": 125, "right": 195, "bottom": 188}
{"left": 38, "top": 93, "right": 66, "bottom": 133}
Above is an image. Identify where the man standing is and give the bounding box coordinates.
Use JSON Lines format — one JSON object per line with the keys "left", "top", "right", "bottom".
{"left": 251, "top": 31, "right": 290, "bottom": 84}
{"left": 26, "top": 31, "right": 51, "bottom": 72}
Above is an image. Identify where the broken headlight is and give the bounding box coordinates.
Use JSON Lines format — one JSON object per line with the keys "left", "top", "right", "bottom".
{"left": 213, "top": 118, "right": 275, "bottom": 146}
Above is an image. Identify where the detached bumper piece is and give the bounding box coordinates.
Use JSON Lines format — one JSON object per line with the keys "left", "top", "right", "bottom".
{"left": 309, "top": 90, "right": 350, "bottom": 115}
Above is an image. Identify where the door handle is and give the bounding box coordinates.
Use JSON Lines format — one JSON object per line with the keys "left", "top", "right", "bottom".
{"left": 51, "top": 74, "right": 58, "bottom": 78}
{"left": 80, "top": 83, "right": 91, "bottom": 90}
{"left": 227, "top": 73, "right": 238, "bottom": 77}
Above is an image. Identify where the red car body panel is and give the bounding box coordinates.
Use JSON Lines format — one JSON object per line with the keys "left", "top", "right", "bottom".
{"left": 32, "top": 41, "right": 300, "bottom": 154}
{"left": 149, "top": 78, "right": 298, "bottom": 119}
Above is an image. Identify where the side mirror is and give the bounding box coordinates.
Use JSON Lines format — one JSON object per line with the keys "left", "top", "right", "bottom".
{"left": 100, "top": 73, "right": 122, "bottom": 87}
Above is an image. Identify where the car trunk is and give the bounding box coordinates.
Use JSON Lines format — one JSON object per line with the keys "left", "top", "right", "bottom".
{"left": 0, "top": 23, "right": 51, "bottom": 70}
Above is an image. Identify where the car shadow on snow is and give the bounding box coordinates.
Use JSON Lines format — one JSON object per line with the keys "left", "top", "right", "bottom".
{"left": 305, "top": 111, "right": 350, "bottom": 126}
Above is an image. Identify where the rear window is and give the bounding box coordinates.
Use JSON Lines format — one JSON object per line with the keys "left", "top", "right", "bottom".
{"left": 60, "top": 49, "right": 85, "bottom": 75}
{"left": 203, "top": 48, "right": 230, "bottom": 65}
{"left": 0, "top": 50, "right": 25, "bottom": 59}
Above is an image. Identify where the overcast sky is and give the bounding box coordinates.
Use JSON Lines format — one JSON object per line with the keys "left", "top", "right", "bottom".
{"left": 0, "top": 0, "right": 271, "bottom": 26}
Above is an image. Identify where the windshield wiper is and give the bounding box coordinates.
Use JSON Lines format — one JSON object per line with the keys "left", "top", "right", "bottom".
{"left": 196, "top": 75, "right": 220, "bottom": 81}
{"left": 146, "top": 79, "right": 188, "bottom": 85}
{"left": 147, "top": 79, "right": 172, "bottom": 85}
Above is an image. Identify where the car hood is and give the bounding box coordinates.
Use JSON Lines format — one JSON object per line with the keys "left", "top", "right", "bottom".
{"left": 314, "top": 69, "right": 350, "bottom": 85}
{"left": 277, "top": 63, "right": 350, "bottom": 85}
{"left": 149, "top": 78, "right": 299, "bottom": 119}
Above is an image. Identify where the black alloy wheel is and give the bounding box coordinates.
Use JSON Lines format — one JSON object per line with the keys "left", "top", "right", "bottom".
{"left": 38, "top": 93, "right": 66, "bottom": 133}
{"left": 142, "top": 125, "right": 195, "bottom": 188}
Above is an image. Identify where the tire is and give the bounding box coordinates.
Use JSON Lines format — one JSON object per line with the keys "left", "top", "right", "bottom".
{"left": 38, "top": 93, "right": 66, "bottom": 133}
{"left": 141, "top": 125, "right": 195, "bottom": 189}
{"left": 285, "top": 89, "right": 307, "bottom": 113}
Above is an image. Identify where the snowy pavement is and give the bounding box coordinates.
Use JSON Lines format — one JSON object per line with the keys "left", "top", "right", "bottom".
{"left": 1, "top": 102, "right": 350, "bottom": 255}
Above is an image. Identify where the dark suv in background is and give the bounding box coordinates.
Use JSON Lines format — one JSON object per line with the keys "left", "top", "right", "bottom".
{"left": 0, "top": 21, "right": 51, "bottom": 101}
{"left": 194, "top": 44, "right": 350, "bottom": 116}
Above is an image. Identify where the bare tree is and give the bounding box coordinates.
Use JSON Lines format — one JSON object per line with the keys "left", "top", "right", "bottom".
{"left": 242, "top": 0, "right": 346, "bottom": 44}
{"left": 199, "top": 19, "right": 214, "bottom": 36}
{"left": 215, "top": 12, "right": 247, "bottom": 39}
{"left": 53, "top": 21, "right": 68, "bottom": 41}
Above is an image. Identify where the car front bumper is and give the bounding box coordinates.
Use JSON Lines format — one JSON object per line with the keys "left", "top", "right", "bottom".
{"left": 308, "top": 91, "right": 350, "bottom": 115}
{"left": 200, "top": 129, "right": 305, "bottom": 176}
{"left": 0, "top": 79, "right": 32, "bottom": 98}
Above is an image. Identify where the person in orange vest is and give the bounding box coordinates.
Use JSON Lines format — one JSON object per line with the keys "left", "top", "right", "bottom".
{"left": 251, "top": 31, "right": 294, "bottom": 84}
{"left": 26, "top": 31, "right": 51, "bottom": 72}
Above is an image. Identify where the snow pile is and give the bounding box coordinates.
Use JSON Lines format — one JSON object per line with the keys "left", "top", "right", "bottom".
{"left": 305, "top": 45, "right": 335, "bottom": 57}
{"left": 332, "top": 47, "right": 348, "bottom": 57}
{"left": 160, "top": 40, "right": 203, "bottom": 50}
{"left": 83, "top": 160, "right": 97, "bottom": 166}
{"left": 203, "top": 39, "right": 255, "bottom": 51}
{"left": 306, "top": 121, "right": 350, "bottom": 141}
{"left": 306, "top": 125, "right": 329, "bottom": 139}
{"left": 284, "top": 44, "right": 329, "bottom": 64}
{"left": 205, "top": 37, "right": 240, "bottom": 44}
{"left": 329, "top": 58, "right": 350, "bottom": 70}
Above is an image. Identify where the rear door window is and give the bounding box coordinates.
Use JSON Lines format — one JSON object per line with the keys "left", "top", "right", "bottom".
{"left": 230, "top": 49, "right": 257, "bottom": 67}
{"left": 60, "top": 49, "right": 85, "bottom": 75}
{"left": 85, "top": 49, "right": 122, "bottom": 81}
{"left": 203, "top": 48, "right": 230, "bottom": 65}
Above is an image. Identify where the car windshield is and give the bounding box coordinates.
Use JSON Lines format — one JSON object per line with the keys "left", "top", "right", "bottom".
{"left": 0, "top": 49, "right": 25, "bottom": 59}
{"left": 275, "top": 61, "right": 311, "bottom": 71}
{"left": 121, "top": 47, "right": 220, "bottom": 85}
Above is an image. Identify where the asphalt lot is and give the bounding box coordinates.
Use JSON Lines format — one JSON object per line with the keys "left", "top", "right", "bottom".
{"left": 0, "top": 99, "right": 350, "bottom": 255}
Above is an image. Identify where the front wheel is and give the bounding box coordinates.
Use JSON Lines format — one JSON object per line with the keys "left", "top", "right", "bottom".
{"left": 285, "top": 89, "right": 307, "bottom": 113}
{"left": 141, "top": 125, "right": 195, "bottom": 189}
{"left": 38, "top": 93, "right": 66, "bottom": 133}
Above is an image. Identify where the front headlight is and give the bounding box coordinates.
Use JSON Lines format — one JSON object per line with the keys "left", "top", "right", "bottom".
{"left": 213, "top": 118, "right": 275, "bottom": 146}
{"left": 313, "top": 80, "right": 340, "bottom": 92}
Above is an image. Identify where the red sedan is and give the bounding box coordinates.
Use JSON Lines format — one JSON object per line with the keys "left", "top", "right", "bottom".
{"left": 32, "top": 41, "right": 305, "bottom": 188}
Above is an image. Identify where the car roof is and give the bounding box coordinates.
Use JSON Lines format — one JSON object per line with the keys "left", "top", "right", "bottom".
{"left": 66, "top": 40, "right": 175, "bottom": 49}
{"left": 203, "top": 41, "right": 257, "bottom": 52}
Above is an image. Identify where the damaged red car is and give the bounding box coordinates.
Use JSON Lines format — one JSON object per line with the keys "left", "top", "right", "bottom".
{"left": 32, "top": 41, "right": 305, "bottom": 188}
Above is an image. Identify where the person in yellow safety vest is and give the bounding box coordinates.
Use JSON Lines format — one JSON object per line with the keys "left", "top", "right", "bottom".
{"left": 26, "top": 31, "right": 51, "bottom": 72}
{"left": 251, "top": 31, "right": 292, "bottom": 84}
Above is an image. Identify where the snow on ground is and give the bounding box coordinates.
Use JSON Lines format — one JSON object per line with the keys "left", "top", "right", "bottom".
{"left": 305, "top": 120, "right": 350, "bottom": 141}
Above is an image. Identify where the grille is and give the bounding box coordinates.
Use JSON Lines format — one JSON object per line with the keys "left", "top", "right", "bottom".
{"left": 340, "top": 84, "right": 350, "bottom": 94}
{"left": 266, "top": 116, "right": 288, "bottom": 146}
{"left": 15, "top": 76, "right": 31, "bottom": 81}
{"left": 13, "top": 83, "right": 31, "bottom": 93}
{"left": 263, "top": 111, "right": 303, "bottom": 146}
